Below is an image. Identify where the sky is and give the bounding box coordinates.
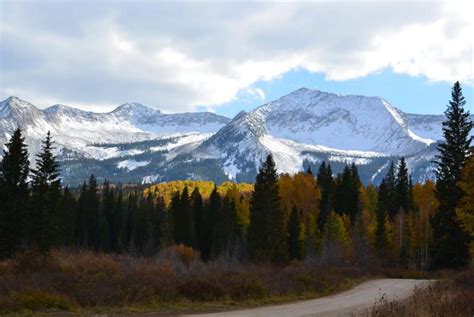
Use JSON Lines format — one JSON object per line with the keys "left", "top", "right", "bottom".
{"left": 0, "top": 0, "right": 472, "bottom": 117}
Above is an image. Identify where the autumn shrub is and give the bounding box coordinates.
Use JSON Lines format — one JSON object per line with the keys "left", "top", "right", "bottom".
{"left": 55, "top": 250, "right": 125, "bottom": 306}
{"left": 178, "top": 279, "right": 225, "bottom": 301}
{"left": 10, "top": 290, "right": 75, "bottom": 311}
{"left": 0, "top": 248, "right": 375, "bottom": 313}
{"left": 367, "top": 270, "right": 474, "bottom": 317}
{"left": 157, "top": 244, "right": 200, "bottom": 267}
{"left": 228, "top": 273, "right": 267, "bottom": 300}
{"left": 125, "top": 260, "right": 178, "bottom": 302}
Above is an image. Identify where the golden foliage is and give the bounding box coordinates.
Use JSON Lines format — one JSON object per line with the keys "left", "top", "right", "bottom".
{"left": 144, "top": 180, "right": 253, "bottom": 205}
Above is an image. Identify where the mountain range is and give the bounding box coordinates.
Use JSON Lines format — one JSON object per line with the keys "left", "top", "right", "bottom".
{"left": 1, "top": 88, "right": 472, "bottom": 186}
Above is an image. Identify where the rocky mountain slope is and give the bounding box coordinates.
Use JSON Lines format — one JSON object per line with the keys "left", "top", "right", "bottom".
{"left": 1, "top": 89, "right": 471, "bottom": 186}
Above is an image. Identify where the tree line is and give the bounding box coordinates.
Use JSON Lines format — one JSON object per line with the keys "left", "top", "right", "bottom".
{"left": 0, "top": 81, "right": 472, "bottom": 270}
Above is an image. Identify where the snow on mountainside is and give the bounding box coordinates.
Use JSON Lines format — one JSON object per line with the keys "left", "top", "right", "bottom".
{"left": 0, "top": 96, "right": 230, "bottom": 159}
{"left": 193, "top": 88, "right": 471, "bottom": 181}
{"left": 1, "top": 89, "right": 471, "bottom": 185}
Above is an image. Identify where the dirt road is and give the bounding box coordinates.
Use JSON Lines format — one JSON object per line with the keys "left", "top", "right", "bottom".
{"left": 182, "top": 279, "right": 431, "bottom": 317}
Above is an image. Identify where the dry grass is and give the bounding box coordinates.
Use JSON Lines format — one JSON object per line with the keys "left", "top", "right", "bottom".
{"left": 365, "top": 270, "right": 474, "bottom": 317}
{"left": 0, "top": 247, "right": 371, "bottom": 315}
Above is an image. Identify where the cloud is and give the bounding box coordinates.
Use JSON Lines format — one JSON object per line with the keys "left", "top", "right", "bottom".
{"left": 0, "top": 1, "right": 472, "bottom": 112}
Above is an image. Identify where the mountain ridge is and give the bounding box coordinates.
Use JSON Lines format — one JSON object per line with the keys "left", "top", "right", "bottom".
{"left": 1, "top": 89, "right": 472, "bottom": 185}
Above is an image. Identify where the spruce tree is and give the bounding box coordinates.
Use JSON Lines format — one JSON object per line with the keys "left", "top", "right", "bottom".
{"left": 191, "top": 187, "right": 205, "bottom": 255}
{"left": 150, "top": 195, "right": 165, "bottom": 252}
{"left": 30, "top": 131, "right": 62, "bottom": 252}
{"left": 375, "top": 179, "right": 390, "bottom": 260}
{"left": 59, "top": 186, "right": 76, "bottom": 246}
{"left": 114, "top": 190, "right": 126, "bottom": 252}
{"left": 100, "top": 181, "right": 115, "bottom": 251}
{"left": 430, "top": 81, "right": 472, "bottom": 269}
{"left": 173, "top": 187, "right": 195, "bottom": 247}
{"left": 382, "top": 161, "right": 398, "bottom": 219}
{"left": 0, "top": 129, "right": 30, "bottom": 258}
{"left": 317, "top": 161, "right": 334, "bottom": 231}
{"left": 85, "top": 174, "right": 100, "bottom": 249}
{"left": 334, "top": 164, "right": 361, "bottom": 222}
{"left": 248, "top": 155, "right": 288, "bottom": 263}
{"left": 204, "top": 187, "right": 221, "bottom": 260}
{"left": 288, "top": 205, "right": 303, "bottom": 260}
{"left": 132, "top": 194, "right": 151, "bottom": 255}
{"left": 396, "top": 157, "right": 411, "bottom": 213}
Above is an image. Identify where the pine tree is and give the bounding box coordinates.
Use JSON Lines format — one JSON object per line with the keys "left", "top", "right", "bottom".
{"left": 191, "top": 187, "right": 205, "bottom": 255}
{"left": 114, "top": 190, "right": 126, "bottom": 252}
{"left": 0, "top": 129, "right": 30, "bottom": 258}
{"left": 288, "top": 205, "right": 304, "bottom": 260}
{"left": 75, "top": 182, "right": 88, "bottom": 247}
{"left": 248, "top": 155, "right": 288, "bottom": 263}
{"left": 30, "top": 131, "right": 62, "bottom": 252}
{"left": 334, "top": 164, "right": 361, "bottom": 222}
{"left": 431, "top": 81, "right": 472, "bottom": 269}
{"left": 384, "top": 162, "right": 398, "bottom": 219}
{"left": 173, "top": 187, "right": 195, "bottom": 247}
{"left": 375, "top": 179, "right": 390, "bottom": 260}
{"left": 213, "top": 195, "right": 237, "bottom": 257}
{"left": 59, "top": 186, "right": 76, "bottom": 246}
{"left": 317, "top": 161, "right": 334, "bottom": 231}
{"left": 150, "top": 195, "right": 165, "bottom": 252}
{"left": 125, "top": 191, "right": 138, "bottom": 249}
{"left": 100, "top": 181, "right": 114, "bottom": 251}
{"left": 204, "top": 187, "right": 221, "bottom": 260}
{"left": 83, "top": 174, "right": 100, "bottom": 249}
{"left": 396, "top": 157, "right": 411, "bottom": 213}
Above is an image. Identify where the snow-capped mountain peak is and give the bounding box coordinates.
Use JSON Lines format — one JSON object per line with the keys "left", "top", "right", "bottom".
{"left": 0, "top": 96, "right": 41, "bottom": 118}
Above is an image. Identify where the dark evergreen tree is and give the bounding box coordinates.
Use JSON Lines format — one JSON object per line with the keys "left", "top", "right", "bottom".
{"left": 191, "top": 187, "right": 205, "bottom": 255}
{"left": 161, "top": 191, "right": 178, "bottom": 247}
{"left": 173, "top": 187, "right": 195, "bottom": 247}
{"left": 30, "top": 131, "right": 62, "bottom": 252}
{"left": 317, "top": 161, "right": 334, "bottom": 231}
{"left": 375, "top": 179, "right": 390, "bottom": 260}
{"left": 334, "top": 164, "right": 361, "bottom": 222}
{"left": 150, "top": 195, "right": 165, "bottom": 252}
{"left": 100, "top": 181, "right": 114, "bottom": 252}
{"left": 203, "top": 187, "right": 221, "bottom": 260}
{"left": 85, "top": 174, "right": 100, "bottom": 249}
{"left": 125, "top": 191, "right": 138, "bottom": 249}
{"left": 382, "top": 161, "right": 398, "bottom": 219}
{"left": 75, "top": 182, "right": 88, "bottom": 247}
{"left": 288, "top": 206, "right": 303, "bottom": 260}
{"left": 431, "top": 81, "right": 472, "bottom": 269}
{"left": 0, "top": 129, "right": 29, "bottom": 258}
{"left": 132, "top": 193, "right": 152, "bottom": 255}
{"left": 213, "top": 195, "right": 238, "bottom": 257}
{"left": 248, "top": 155, "right": 288, "bottom": 263}
{"left": 59, "top": 186, "right": 76, "bottom": 246}
{"left": 396, "top": 157, "right": 411, "bottom": 213}
{"left": 114, "top": 190, "right": 126, "bottom": 252}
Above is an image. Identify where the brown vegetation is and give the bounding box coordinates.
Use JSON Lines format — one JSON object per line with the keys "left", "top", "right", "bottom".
{"left": 0, "top": 246, "right": 384, "bottom": 314}
{"left": 365, "top": 270, "right": 474, "bottom": 317}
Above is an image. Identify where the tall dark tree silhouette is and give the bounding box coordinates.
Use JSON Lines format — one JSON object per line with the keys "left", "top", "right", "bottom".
{"left": 248, "top": 155, "right": 288, "bottom": 263}
{"left": 396, "top": 157, "right": 411, "bottom": 213}
{"left": 288, "top": 205, "right": 304, "bottom": 260}
{"left": 204, "top": 187, "right": 221, "bottom": 260}
{"left": 316, "top": 161, "right": 334, "bottom": 231}
{"left": 431, "top": 81, "right": 472, "bottom": 269}
{"left": 29, "top": 132, "right": 61, "bottom": 252}
{"left": 0, "top": 129, "right": 30, "bottom": 258}
{"left": 375, "top": 179, "right": 390, "bottom": 260}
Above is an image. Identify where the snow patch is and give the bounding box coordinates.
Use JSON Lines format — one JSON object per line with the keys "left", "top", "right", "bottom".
{"left": 117, "top": 159, "right": 150, "bottom": 171}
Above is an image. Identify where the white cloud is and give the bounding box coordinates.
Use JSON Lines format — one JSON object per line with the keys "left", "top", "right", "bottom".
{"left": 0, "top": 1, "right": 472, "bottom": 112}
